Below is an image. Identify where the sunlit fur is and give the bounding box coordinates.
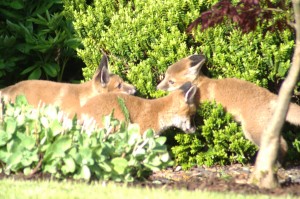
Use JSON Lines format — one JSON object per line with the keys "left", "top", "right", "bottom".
{"left": 79, "top": 83, "right": 198, "bottom": 135}
{"left": 157, "top": 54, "right": 300, "bottom": 159}
{"left": 1, "top": 55, "right": 136, "bottom": 116}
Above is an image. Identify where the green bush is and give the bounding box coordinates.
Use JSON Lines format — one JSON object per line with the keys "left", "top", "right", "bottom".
{"left": 65, "top": 0, "right": 294, "bottom": 96}
{"left": 0, "top": 0, "right": 81, "bottom": 86}
{"left": 195, "top": 24, "right": 294, "bottom": 89}
{"left": 171, "top": 101, "right": 258, "bottom": 169}
{"left": 0, "top": 95, "right": 172, "bottom": 182}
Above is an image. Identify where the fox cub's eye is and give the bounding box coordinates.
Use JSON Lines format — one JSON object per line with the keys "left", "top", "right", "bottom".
{"left": 117, "top": 83, "right": 122, "bottom": 89}
{"left": 169, "top": 80, "right": 175, "bottom": 84}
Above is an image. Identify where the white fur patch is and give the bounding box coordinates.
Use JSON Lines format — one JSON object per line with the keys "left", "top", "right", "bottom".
{"left": 171, "top": 116, "right": 190, "bottom": 131}
{"left": 269, "top": 99, "right": 277, "bottom": 111}
{"left": 55, "top": 88, "right": 67, "bottom": 107}
{"left": 208, "top": 83, "right": 216, "bottom": 100}
{"left": 80, "top": 97, "right": 89, "bottom": 107}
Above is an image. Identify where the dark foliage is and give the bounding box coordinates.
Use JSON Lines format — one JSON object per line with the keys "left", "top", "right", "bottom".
{"left": 187, "top": 0, "right": 292, "bottom": 33}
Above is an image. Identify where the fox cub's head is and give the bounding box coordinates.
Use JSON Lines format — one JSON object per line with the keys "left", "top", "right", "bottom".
{"left": 157, "top": 54, "right": 206, "bottom": 91}
{"left": 168, "top": 82, "right": 198, "bottom": 133}
{"left": 92, "top": 54, "right": 136, "bottom": 95}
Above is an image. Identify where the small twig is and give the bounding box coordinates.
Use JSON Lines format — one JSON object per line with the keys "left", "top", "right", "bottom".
{"left": 288, "top": 21, "right": 296, "bottom": 29}
{"left": 25, "top": 155, "right": 44, "bottom": 179}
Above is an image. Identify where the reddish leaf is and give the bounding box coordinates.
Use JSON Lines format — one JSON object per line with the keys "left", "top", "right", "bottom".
{"left": 187, "top": 0, "right": 291, "bottom": 34}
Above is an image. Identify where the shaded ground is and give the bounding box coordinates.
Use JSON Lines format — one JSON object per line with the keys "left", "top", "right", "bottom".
{"left": 1, "top": 164, "right": 300, "bottom": 197}
{"left": 144, "top": 164, "right": 300, "bottom": 196}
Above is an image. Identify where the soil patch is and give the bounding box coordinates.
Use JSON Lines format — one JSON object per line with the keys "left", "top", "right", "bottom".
{"left": 144, "top": 164, "right": 300, "bottom": 196}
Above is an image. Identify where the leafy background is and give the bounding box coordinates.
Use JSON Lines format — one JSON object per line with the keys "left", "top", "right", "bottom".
{"left": 0, "top": 0, "right": 299, "bottom": 179}
{"left": 0, "top": 0, "right": 83, "bottom": 87}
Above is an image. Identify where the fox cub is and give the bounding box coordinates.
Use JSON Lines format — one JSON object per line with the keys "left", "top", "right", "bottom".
{"left": 79, "top": 82, "right": 198, "bottom": 135}
{"left": 157, "top": 54, "right": 300, "bottom": 158}
{"left": 1, "top": 54, "right": 136, "bottom": 115}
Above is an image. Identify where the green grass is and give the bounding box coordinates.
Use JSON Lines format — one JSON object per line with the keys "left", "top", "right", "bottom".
{"left": 0, "top": 179, "right": 291, "bottom": 199}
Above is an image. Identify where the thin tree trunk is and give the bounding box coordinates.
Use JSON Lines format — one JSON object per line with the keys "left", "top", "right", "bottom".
{"left": 250, "top": 0, "right": 300, "bottom": 189}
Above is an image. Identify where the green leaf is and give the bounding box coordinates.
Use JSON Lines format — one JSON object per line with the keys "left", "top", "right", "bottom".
{"left": 146, "top": 155, "right": 162, "bottom": 167}
{"left": 128, "top": 123, "right": 140, "bottom": 135}
{"left": 76, "top": 165, "right": 91, "bottom": 180}
{"left": 5, "top": 118, "right": 17, "bottom": 134}
{"left": 0, "top": 9, "right": 23, "bottom": 19}
{"left": 16, "top": 43, "right": 33, "bottom": 54}
{"left": 44, "top": 136, "right": 72, "bottom": 162}
{"left": 128, "top": 131, "right": 140, "bottom": 146}
{"left": 117, "top": 97, "right": 130, "bottom": 124}
{"left": 6, "top": 152, "right": 22, "bottom": 171}
{"left": 143, "top": 129, "right": 154, "bottom": 139}
{"left": 20, "top": 65, "right": 37, "bottom": 75}
{"left": 15, "top": 95, "right": 28, "bottom": 106}
{"left": 160, "top": 153, "right": 170, "bottom": 162}
{"left": 0, "top": 150, "right": 9, "bottom": 162}
{"left": 98, "top": 162, "right": 112, "bottom": 172}
{"left": 41, "top": 117, "right": 49, "bottom": 128}
{"left": 111, "top": 157, "right": 128, "bottom": 175}
{"left": 3, "top": 35, "right": 16, "bottom": 47}
{"left": 50, "top": 119, "right": 64, "bottom": 136}
{"left": 17, "top": 133, "right": 35, "bottom": 150}
{"left": 79, "top": 148, "right": 94, "bottom": 165}
{"left": 62, "top": 156, "right": 76, "bottom": 174}
{"left": 155, "top": 136, "right": 167, "bottom": 145}
{"left": 16, "top": 114, "right": 26, "bottom": 126}
{"left": 0, "top": 130, "right": 12, "bottom": 146}
{"left": 64, "top": 38, "right": 82, "bottom": 49}
{"left": 133, "top": 148, "right": 145, "bottom": 158}
{"left": 27, "top": 16, "right": 48, "bottom": 26}
{"left": 43, "top": 63, "right": 59, "bottom": 77}
{"left": 23, "top": 167, "right": 32, "bottom": 175}
{"left": 9, "top": 0, "right": 25, "bottom": 9}
{"left": 277, "top": 62, "right": 288, "bottom": 78}
{"left": 7, "top": 139, "right": 22, "bottom": 153}
{"left": 21, "top": 150, "right": 38, "bottom": 166}
{"left": 28, "top": 68, "right": 42, "bottom": 79}
{"left": 44, "top": 164, "right": 57, "bottom": 174}
{"left": 143, "top": 163, "right": 161, "bottom": 172}
{"left": 6, "top": 20, "right": 22, "bottom": 33}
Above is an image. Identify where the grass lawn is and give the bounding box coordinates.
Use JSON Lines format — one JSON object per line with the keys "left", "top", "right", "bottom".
{"left": 0, "top": 179, "right": 292, "bottom": 199}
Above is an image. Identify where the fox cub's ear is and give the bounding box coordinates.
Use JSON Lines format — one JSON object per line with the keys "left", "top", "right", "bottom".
{"left": 179, "top": 82, "right": 198, "bottom": 104}
{"left": 94, "top": 54, "right": 110, "bottom": 87}
{"left": 187, "top": 54, "right": 206, "bottom": 76}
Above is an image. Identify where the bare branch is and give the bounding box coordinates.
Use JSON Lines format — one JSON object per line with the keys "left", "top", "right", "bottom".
{"left": 250, "top": 0, "right": 300, "bottom": 189}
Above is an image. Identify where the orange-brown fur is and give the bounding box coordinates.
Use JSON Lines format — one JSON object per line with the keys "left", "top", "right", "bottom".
{"left": 1, "top": 55, "right": 136, "bottom": 115}
{"left": 157, "top": 54, "right": 300, "bottom": 157}
{"left": 79, "top": 82, "right": 198, "bottom": 135}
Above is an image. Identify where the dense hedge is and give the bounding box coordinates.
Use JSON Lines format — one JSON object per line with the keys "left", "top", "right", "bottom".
{"left": 195, "top": 25, "right": 294, "bottom": 89}
{"left": 65, "top": 0, "right": 294, "bottom": 96}
{"left": 171, "top": 101, "right": 258, "bottom": 169}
